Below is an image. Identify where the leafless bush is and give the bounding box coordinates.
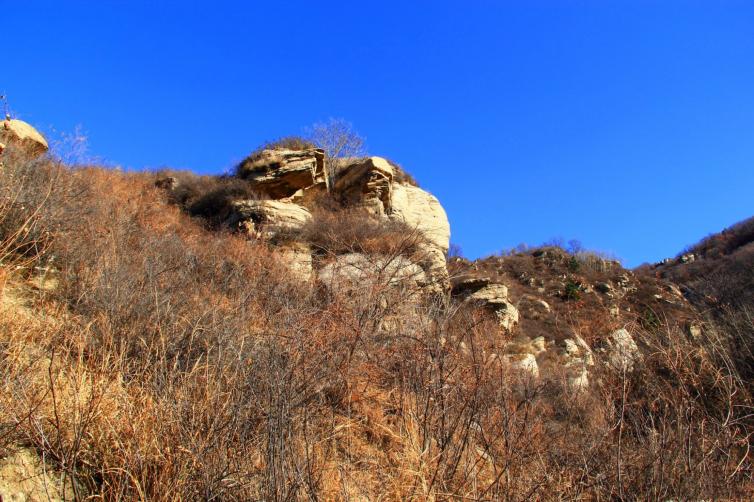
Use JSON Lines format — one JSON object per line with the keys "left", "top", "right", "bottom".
{"left": 297, "top": 205, "right": 425, "bottom": 258}
{"left": 154, "top": 170, "right": 264, "bottom": 225}
{"left": 307, "top": 118, "right": 366, "bottom": 189}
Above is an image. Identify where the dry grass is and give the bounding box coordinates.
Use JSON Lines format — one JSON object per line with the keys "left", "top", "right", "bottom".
{"left": 0, "top": 148, "right": 751, "bottom": 500}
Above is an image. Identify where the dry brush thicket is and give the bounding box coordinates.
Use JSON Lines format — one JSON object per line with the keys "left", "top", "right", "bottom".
{"left": 0, "top": 145, "right": 752, "bottom": 500}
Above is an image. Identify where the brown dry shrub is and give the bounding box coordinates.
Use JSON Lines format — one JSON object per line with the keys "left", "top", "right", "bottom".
{"left": 153, "top": 170, "right": 264, "bottom": 224}
{"left": 297, "top": 206, "right": 426, "bottom": 258}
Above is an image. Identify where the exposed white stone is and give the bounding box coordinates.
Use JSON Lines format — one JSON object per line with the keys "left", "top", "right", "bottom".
{"left": 228, "top": 200, "right": 311, "bottom": 239}
{"left": 601, "top": 328, "right": 642, "bottom": 372}
{"left": 390, "top": 183, "right": 450, "bottom": 252}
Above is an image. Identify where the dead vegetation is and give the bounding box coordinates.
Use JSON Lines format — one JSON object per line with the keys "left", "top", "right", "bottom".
{"left": 297, "top": 205, "right": 424, "bottom": 258}
{"left": 0, "top": 145, "right": 752, "bottom": 500}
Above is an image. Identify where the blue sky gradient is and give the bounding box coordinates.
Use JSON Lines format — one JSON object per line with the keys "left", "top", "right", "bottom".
{"left": 5, "top": 1, "right": 754, "bottom": 266}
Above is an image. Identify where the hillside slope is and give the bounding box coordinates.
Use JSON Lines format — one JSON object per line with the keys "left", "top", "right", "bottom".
{"left": 0, "top": 119, "right": 752, "bottom": 500}
{"left": 651, "top": 216, "right": 754, "bottom": 381}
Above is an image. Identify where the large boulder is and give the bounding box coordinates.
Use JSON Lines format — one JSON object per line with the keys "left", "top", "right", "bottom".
{"left": 451, "top": 276, "right": 492, "bottom": 296}
{"left": 557, "top": 336, "right": 595, "bottom": 391}
{"left": 416, "top": 243, "right": 450, "bottom": 295}
{"left": 227, "top": 200, "right": 311, "bottom": 240}
{"left": 0, "top": 118, "right": 48, "bottom": 156}
{"left": 465, "top": 283, "right": 520, "bottom": 331}
{"left": 389, "top": 183, "right": 450, "bottom": 252}
{"left": 237, "top": 148, "right": 325, "bottom": 198}
{"left": 599, "top": 328, "right": 641, "bottom": 372}
{"left": 330, "top": 156, "right": 450, "bottom": 252}
{"left": 332, "top": 156, "right": 394, "bottom": 215}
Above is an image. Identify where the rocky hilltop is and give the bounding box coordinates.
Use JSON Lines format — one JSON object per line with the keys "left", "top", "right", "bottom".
{"left": 160, "top": 147, "right": 452, "bottom": 295}
{"left": 155, "top": 142, "right": 708, "bottom": 393}
{"left": 0, "top": 119, "right": 751, "bottom": 500}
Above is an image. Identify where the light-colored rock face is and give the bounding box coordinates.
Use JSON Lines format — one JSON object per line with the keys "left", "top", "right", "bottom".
{"left": 558, "top": 336, "right": 595, "bottom": 391}
{"left": 0, "top": 119, "right": 48, "bottom": 156}
{"left": 329, "top": 156, "right": 449, "bottom": 252}
{"left": 416, "top": 243, "right": 450, "bottom": 295}
{"left": 505, "top": 353, "right": 539, "bottom": 378}
{"left": 600, "top": 328, "right": 641, "bottom": 372}
{"left": 466, "top": 284, "right": 519, "bottom": 331}
{"left": 0, "top": 448, "right": 75, "bottom": 502}
{"left": 389, "top": 183, "right": 450, "bottom": 252}
{"left": 318, "top": 253, "right": 427, "bottom": 292}
{"left": 451, "top": 276, "right": 492, "bottom": 295}
{"left": 233, "top": 151, "right": 452, "bottom": 294}
{"left": 238, "top": 148, "right": 325, "bottom": 198}
{"left": 467, "top": 283, "right": 508, "bottom": 303}
{"left": 332, "top": 157, "right": 394, "bottom": 215}
{"left": 228, "top": 200, "right": 311, "bottom": 240}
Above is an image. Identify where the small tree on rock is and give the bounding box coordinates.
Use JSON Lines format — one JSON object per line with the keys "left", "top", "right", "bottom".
{"left": 308, "top": 118, "right": 366, "bottom": 191}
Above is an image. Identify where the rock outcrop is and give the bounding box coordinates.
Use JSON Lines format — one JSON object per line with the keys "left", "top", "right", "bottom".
{"left": 0, "top": 118, "right": 49, "bottom": 156}
{"left": 332, "top": 156, "right": 395, "bottom": 216}
{"left": 227, "top": 199, "right": 311, "bottom": 240}
{"left": 598, "top": 328, "right": 641, "bottom": 372}
{"left": 277, "top": 241, "right": 313, "bottom": 281}
{"left": 235, "top": 149, "right": 452, "bottom": 293}
{"left": 390, "top": 183, "right": 450, "bottom": 252}
{"left": 465, "top": 283, "right": 520, "bottom": 331}
{"left": 557, "top": 336, "right": 595, "bottom": 390}
{"left": 330, "top": 156, "right": 450, "bottom": 252}
{"left": 237, "top": 148, "right": 325, "bottom": 198}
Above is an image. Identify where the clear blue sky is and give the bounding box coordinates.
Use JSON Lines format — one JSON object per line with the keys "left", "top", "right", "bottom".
{"left": 5, "top": 1, "right": 754, "bottom": 266}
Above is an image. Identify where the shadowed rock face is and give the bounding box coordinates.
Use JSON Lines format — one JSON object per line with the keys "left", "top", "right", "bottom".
{"left": 0, "top": 119, "right": 49, "bottom": 156}
{"left": 332, "top": 156, "right": 395, "bottom": 215}
{"left": 236, "top": 148, "right": 326, "bottom": 198}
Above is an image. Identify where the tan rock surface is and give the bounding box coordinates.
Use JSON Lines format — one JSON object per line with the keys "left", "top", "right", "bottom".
{"left": 237, "top": 148, "right": 325, "bottom": 198}
{"left": 390, "top": 183, "right": 450, "bottom": 252}
{"left": 228, "top": 200, "right": 311, "bottom": 239}
{"left": 0, "top": 119, "right": 48, "bottom": 156}
{"left": 466, "top": 284, "right": 520, "bottom": 331}
{"left": 277, "top": 241, "right": 313, "bottom": 281}
{"left": 0, "top": 448, "right": 74, "bottom": 502}
{"left": 332, "top": 156, "right": 394, "bottom": 215}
